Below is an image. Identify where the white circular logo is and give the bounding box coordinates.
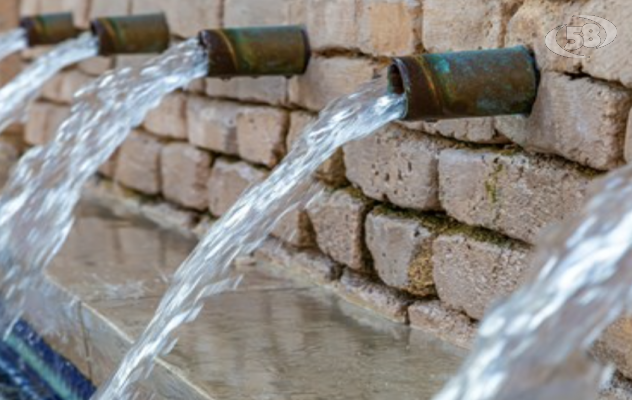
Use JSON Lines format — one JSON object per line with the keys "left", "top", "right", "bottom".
{"left": 545, "top": 15, "right": 617, "bottom": 58}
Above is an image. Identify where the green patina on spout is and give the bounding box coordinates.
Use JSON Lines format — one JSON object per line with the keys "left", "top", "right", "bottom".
{"left": 91, "top": 13, "right": 170, "bottom": 56}
{"left": 198, "top": 26, "right": 311, "bottom": 78}
{"left": 388, "top": 46, "right": 539, "bottom": 121}
{"left": 20, "top": 12, "right": 79, "bottom": 47}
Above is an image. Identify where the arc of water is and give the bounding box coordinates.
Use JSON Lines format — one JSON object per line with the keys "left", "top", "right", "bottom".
{"left": 0, "top": 29, "right": 27, "bottom": 65}
{"left": 93, "top": 80, "right": 405, "bottom": 399}
{"left": 0, "top": 39, "right": 208, "bottom": 357}
{"left": 0, "top": 33, "right": 98, "bottom": 135}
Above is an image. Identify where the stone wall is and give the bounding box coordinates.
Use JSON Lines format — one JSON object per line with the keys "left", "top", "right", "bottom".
{"left": 11, "top": 0, "right": 632, "bottom": 386}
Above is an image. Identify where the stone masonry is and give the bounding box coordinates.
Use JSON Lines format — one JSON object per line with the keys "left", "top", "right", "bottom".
{"left": 9, "top": 0, "right": 632, "bottom": 392}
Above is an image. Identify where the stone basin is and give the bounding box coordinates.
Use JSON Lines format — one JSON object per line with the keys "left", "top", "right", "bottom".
{"left": 26, "top": 202, "right": 467, "bottom": 399}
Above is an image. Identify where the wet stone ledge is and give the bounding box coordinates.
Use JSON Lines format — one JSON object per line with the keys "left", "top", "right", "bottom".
{"left": 26, "top": 199, "right": 469, "bottom": 399}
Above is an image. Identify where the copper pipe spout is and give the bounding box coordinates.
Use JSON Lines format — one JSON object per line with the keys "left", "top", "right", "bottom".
{"left": 198, "top": 26, "right": 310, "bottom": 78}
{"left": 20, "top": 13, "right": 79, "bottom": 47}
{"left": 388, "top": 46, "right": 538, "bottom": 121}
{"left": 91, "top": 13, "right": 170, "bottom": 56}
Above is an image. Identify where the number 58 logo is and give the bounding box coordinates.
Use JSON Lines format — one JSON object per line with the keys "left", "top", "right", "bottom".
{"left": 545, "top": 15, "right": 617, "bottom": 58}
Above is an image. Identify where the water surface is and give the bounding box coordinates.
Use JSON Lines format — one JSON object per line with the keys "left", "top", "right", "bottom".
{"left": 95, "top": 80, "right": 406, "bottom": 399}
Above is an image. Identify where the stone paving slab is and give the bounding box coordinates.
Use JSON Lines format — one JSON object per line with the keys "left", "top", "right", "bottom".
{"left": 39, "top": 203, "right": 466, "bottom": 399}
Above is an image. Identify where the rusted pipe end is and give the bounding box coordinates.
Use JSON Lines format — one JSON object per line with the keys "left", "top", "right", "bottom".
{"left": 388, "top": 46, "right": 539, "bottom": 121}
{"left": 198, "top": 26, "right": 310, "bottom": 78}
{"left": 20, "top": 13, "right": 79, "bottom": 47}
{"left": 91, "top": 13, "right": 170, "bottom": 56}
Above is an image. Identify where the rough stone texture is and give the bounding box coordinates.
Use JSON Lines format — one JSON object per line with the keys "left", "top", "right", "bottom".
{"left": 289, "top": 56, "right": 380, "bottom": 111}
{"left": 272, "top": 207, "right": 316, "bottom": 248}
{"left": 344, "top": 126, "right": 445, "bottom": 211}
{"left": 78, "top": 57, "right": 113, "bottom": 76}
{"left": 0, "top": 0, "right": 20, "bottom": 89}
{"left": 58, "top": 70, "right": 93, "bottom": 104}
{"left": 365, "top": 208, "right": 437, "bottom": 296}
{"left": 115, "top": 131, "right": 163, "bottom": 195}
{"left": 98, "top": 151, "right": 118, "bottom": 179}
{"left": 256, "top": 238, "right": 343, "bottom": 285}
{"left": 496, "top": 73, "right": 632, "bottom": 171}
{"left": 40, "top": 70, "right": 93, "bottom": 106}
{"left": 193, "top": 215, "right": 214, "bottom": 239}
{"left": 187, "top": 96, "right": 240, "bottom": 156}
{"left": 307, "top": 188, "right": 374, "bottom": 272}
{"left": 41, "top": 74, "right": 64, "bottom": 103}
{"left": 432, "top": 232, "right": 531, "bottom": 320}
{"left": 288, "top": 111, "right": 348, "bottom": 187}
{"left": 408, "top": 301, "right": 476, "bottom": 349}
{"left": 236, "top": 106, "right": 288, "bottom": 168}
{"left": 424, "top": 0, "right": 523, "bottom": 52}
{"left": 115, "top": 55, "right": 153, "bottom": 69}
{"left": 162, "top": 0, "right": 222, "bottom": 38}
{"left": 144, "top": 92, "right": 188, "bottom": 140}
{"left": 24, "top": 102, "right": 53, "bottom": 146}
{"left": 358, "top": 0, "right": 422, "bottom": 57}
{"left": 161, "top": 142, "right": 212, "bottom": 211}
{"left": 185, "top": 78, "right": 206, "bottom": 95}
{"left": 205, "top": 77, "right": 289, "bottom": 106}
{"left": 18, "top": 0, "right": 37, "bottom": 15}
{"left": 207, "top": 159, "right": 269, "bottom": 217}
{"left": 600, "top": 374, "right": 632, "bottom": 400}
{"left": 89, "top": 0, "right": 131, "bottom": 19}
{"left": 595, "top": 319, "right": 632, "bottom": 381}
{"left": 290, "top": 247, "right": 343, "bottom": 284}
{"left": 439, "top": 148, "right": 595, "bottom": 244}
{"left": 25, "top": 102, "right": 69, "bottom": 146}
{"left": 625, "top": 110, "right": 632, "bottom": 163}
{"left": 82, "top": 178, "right": 145, "bottom": 218}
{"left": 131, "top": 0, "right": 162, "bottom": 13}
{"left": 575, "top": 0, "right": 632, "bottom": 88}
{"left": 140, "top": 201, "right": 199, "bottom": 238}
{"left": 334, "top": 270, "right": 411, "bottom": 323}
{"left": 402, "top": 118, "right": 509, "bottom": 144}
{"left": 305, "top": 0, "right": 359, "bottom": 50}
{"left": 224, "top": 0, "right": 295, "bottom": 27}
{"left": 504, "top": 0, "right": 575, "bottom": 72}
{"left": 504, "top": 0, "right": 616, "bottom": 76}
{"left": 0, "top": 0, "right": 19, "bottom": 34}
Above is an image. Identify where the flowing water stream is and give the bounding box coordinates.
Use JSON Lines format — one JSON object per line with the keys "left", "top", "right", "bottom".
{"left": 93, "top": 80, "right": 405, "bottom": 399}
{"left": 0, "top": 33, "right": 98, "bottom": 134}
{"left": 2, "top": 23, "right": 620, "bottom": 400}
{"left": 0, "top": 29, "right": 27, "bottom": 66}
{"left": 0, "top": 39, "right": 208, "bottom": 340}
{"left": 432, "top": 166, "right": 632, "bottom": 399}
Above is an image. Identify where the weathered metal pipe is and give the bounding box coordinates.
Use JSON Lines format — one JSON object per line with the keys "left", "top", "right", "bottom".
{"left": 91, "top": 13, "right": 170, "bottom": 56}
{"left": 20, "top": 12, "right": 79, "bottom": 47}
{"left": 388, "top": 46, "right": 538, "bottom": 121}
{"left": 198, "top": 26, "right": 310, "bottom": 78}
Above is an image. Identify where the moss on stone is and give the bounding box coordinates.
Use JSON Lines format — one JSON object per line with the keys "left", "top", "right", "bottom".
{"left": 485, "top": 163, "right": 504, "bottom": 204}
{"left": 371, "top": 204, "right": 453, "bottom": 233}
{"left": 342, "top": 186, "right": 370, "bottom": 202}
{"left": 570, "top": 162, "right": 604, "bottom": 179}
{"left": 407, "top": 242, "right": 437, "bottom": 297}
{"left": 443, "top": 223, "right": 517, "bottom": 248}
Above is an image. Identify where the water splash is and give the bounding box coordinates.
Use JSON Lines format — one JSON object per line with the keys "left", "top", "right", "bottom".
{"left": 0, "top": 33, "right": 98, "bottom": 134}
{"left": 0, "top": 39, "right": 208, "bottom": 337}
{"left": 0, "top": 29, "right": 27, "bottom": 65}
{"left": 93, "top": 79, "right": 405, "bottom": 399}
{"left": 433, "top": 165, "right": 632, "bottom": 399}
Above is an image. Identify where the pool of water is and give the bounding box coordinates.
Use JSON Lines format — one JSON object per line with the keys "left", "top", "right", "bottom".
{"left": 0, "top": 201, "right": 468, "bottom": 399}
